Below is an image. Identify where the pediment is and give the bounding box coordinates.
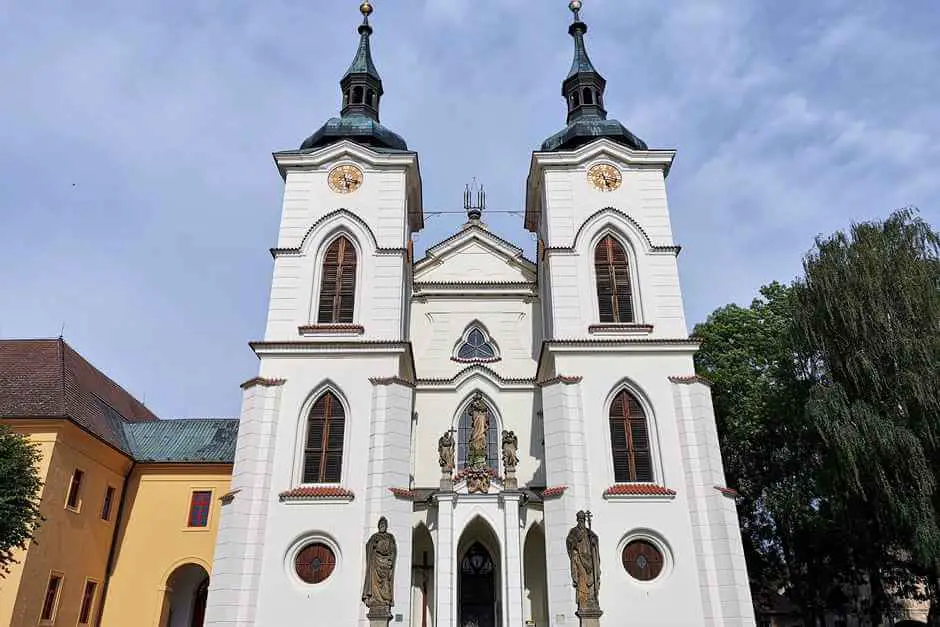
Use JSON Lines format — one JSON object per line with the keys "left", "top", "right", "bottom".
{"left": 414, "top": 225, "right": 536, "bottom": 284}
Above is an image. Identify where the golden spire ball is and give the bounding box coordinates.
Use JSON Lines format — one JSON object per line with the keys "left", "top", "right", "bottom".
{"left": 360, "top": 1, "right": 374, "bottom": 17}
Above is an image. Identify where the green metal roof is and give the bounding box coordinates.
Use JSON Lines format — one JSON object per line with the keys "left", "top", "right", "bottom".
{"left": 123, "top": 418, "right": 238, "bottom": 463}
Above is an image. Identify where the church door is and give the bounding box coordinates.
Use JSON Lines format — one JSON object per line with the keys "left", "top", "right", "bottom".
{"left": 190, "top": 578, "right": 209, "bottom": 627}
{"left": 460, "top": 543, "right": 499, "bottom": 627}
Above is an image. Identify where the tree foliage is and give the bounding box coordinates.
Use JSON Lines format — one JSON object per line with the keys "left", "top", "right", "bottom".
{"left": 695, "top": 209, "right": 940, "bottom": 623}
{"left": 0, "top": 424, "right": 43, "bottom": 576}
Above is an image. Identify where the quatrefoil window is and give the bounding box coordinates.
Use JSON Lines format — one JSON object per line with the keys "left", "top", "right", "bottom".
{"left": 454, "top": 325, "right": 499, "bottom": 362}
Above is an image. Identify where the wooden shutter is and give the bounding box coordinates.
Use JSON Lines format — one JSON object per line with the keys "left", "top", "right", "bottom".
{"left": 304, "top": 392, "right": 345, "bottom": 483}
{"left": 317, "top": 237, "right": 357, "bottom": 324}
{"left": 594, "top": 236, "right": 634, "bottom": 323}
{"left": 609, "top": 390, "right": 653, "bottom": 482}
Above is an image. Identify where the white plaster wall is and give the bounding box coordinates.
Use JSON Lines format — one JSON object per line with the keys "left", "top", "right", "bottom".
{"left": 410, "top": 297, "right": 539, "bottom": 381}
{"left": 417, "top": 241, "right": 532, "bottom": 283}
{"left": 245, "top": 353, "right": 413, "bottom": 627}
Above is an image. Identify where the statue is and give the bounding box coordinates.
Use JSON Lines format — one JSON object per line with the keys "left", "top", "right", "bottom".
{"left": 566, "top": 511, "right": 601, "bottom": 616}
{"left": 362, "top": 517, "right": 397, "bottom": 615}
{"left": 467, "top": 394, "right": 489, "bottom": 466}
{"left": 501, "top": 430, "right": 518, "bottom": 472}
{"left": 438, "top": 429, "right": 455, "bottom": 472}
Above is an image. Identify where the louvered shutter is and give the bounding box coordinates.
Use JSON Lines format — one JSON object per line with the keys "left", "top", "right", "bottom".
{"left": 595, "top": 236, "right": 635, "bottom": 323}
{"left": 610, "top": 390, "right": 653, "bottom": 482}
{"left": 303, "top": 392, "right": 345, "bottom": 483}
{"left": 317, "top": 237, "right": 357, "bottom": 324}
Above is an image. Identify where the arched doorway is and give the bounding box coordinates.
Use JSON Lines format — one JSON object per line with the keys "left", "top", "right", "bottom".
{"left": 412, "top": 524, "right": 434, "bottom": 627}
{"left": 458, "top": 517, "right": 501, "bottom": 627}
{"left": 161, "top": 563, "right": 210, "bottom": 627}
{"left": 523, "top": 523, "right": 548, "bottom": 626}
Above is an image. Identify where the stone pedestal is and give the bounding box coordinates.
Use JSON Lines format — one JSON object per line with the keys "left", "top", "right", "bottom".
{"left": 367, "top": 604, "right": 392, "bottom": 627}
{"left": 577, "top": 607, "right": 603, "bottom": 627}
{"left": 504, "top": 469, "right": 518, "bottom": 489}
{"left": 440, "top": 470, "right": 453, "bottom": 491}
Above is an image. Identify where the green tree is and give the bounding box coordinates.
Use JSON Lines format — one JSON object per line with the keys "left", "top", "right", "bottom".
{"left": 0, "top": 424, "right": 43, "bottom": 576}
{"left": 793, "top": 208, "right": 940, "bottom": 622}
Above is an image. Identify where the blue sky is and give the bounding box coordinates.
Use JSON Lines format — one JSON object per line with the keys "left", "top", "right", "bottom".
{"left": 2, "top": 0, "right": 937, "bottom": 418}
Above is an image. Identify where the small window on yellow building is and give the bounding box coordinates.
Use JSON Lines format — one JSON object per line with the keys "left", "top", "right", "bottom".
{"left": 66, "top": 469, "right": 84, "bottom": 511}
{"left": 188, "top": 491, "right": 212, "bottom": 528}
{"left": 40, "top": 572, "right": 63, "bottom": 622}
{"left": 101, "top": 486, "right": 115, "bottom": 521}
{"left": 78, "top": 579, "right": 98, "bottom": 624}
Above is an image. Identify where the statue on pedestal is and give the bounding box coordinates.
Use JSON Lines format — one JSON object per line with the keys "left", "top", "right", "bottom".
{"left": 363, "top": 517, "right": 397, "bottom": 617}
{"left": 501, "top": 430, "right": 518, "bottom": 471}
{"left": 465, "top": 394, "right": 492, "bottom": 494}
{"left": 566, "top": 511, "right": 602, "bottom": 618}
{"left": 438, "top": 429, "right": 455, "bottom": 473}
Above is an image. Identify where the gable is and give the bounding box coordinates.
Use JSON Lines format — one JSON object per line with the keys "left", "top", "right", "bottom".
{"left": 414, "top": 227, "right": 536, "bottom": 284}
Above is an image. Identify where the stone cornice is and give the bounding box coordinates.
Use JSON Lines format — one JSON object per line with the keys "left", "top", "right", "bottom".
{"left": 279, "top": 486, "right": 355, "bottom": 503}
{"left": 536, "top": 375, "right": 583, "bottom": 387}
{"left": 415, "top": 364, "right": 536, "bottom": 390}
{"left": 240, "top": 377, "right": 287, "bottom": 390}
{"left": 369, "top": 376, "right": 416, "bottom": 388}
{"left": 668, "top": 375, "right": 713, "bottom": 387}
{"left": 298, "top": 324, "right": 365, "bottom": 337}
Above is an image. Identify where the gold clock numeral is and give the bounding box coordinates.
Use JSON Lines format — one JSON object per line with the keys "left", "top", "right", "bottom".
{"left": 328, "top": 165, "right": 364, "bottom": 194}
{"left": 588, "top": 164, "right": 622, "bottom": 192}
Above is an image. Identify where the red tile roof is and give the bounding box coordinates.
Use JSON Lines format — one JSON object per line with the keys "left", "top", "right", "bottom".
{"left": 279, "top": 486, "right": 355, "bottom": 501}
{"left": 0, "top": 339, "right": 157, "bottom": 451}
{"left": 715, "top": 486, "right": 740, "bottom": 498}
{"left": 542, "top": 486, "right": 568, "bottom": 499}
{"left": 389, "top": 488, "right": 415, "bottom": 500}
{"left": 604, "top": 484, "right": 676, "bottom": 497}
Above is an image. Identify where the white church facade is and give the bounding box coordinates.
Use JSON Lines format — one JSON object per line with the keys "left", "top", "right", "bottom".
{"left": 204, "top": 2, "right": 755, "bottom": 626}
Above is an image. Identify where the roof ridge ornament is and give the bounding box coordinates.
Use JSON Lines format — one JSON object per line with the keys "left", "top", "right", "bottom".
{"left": 464, "top": 178, "right": 486, "bottom": 223}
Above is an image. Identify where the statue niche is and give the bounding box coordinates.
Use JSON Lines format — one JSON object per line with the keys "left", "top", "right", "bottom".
{"left": 464, "top": 393, "right": 492, "bottom": 494}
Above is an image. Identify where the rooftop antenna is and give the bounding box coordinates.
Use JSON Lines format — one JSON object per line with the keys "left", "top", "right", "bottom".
{"left": 464, "top": 178, "right": 485, "bottom": 223}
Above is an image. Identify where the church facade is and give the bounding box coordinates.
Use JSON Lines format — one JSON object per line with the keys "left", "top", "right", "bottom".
{"left": 204, "top": 2, "right": 755, "bottom": 626}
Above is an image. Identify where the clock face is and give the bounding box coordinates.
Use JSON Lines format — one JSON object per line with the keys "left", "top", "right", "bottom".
{"left": 328, "top": 164, "right": 364, "bottom": 194}
{"left": 588, "top": 163, "right": 622, "bottom": 192}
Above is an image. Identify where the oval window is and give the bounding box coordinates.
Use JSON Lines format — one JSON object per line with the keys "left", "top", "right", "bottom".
{"left": 295, "top": 542, "right": 337, "bottom": 584}
{"left": 622, "top": 539, "right": 664, "bottom": 581}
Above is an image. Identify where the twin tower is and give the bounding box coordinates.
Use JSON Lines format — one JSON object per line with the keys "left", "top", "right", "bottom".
{"left": 203, "top": 2, "right": 756, "bottom": 626}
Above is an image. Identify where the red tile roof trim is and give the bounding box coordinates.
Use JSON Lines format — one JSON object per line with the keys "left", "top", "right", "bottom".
{"left": 451, "top": 356, "right": 501, "bottom": 364}
{"left": 369, "top": 376, "right": 416, "bottom": 388}
{"left": 240, "top": 377, "right": 286, "bottom": 390}
{"left": 668, "top": 375, "right": 713, "bottom": 387}
{"left": 537, "top": 375, "right": 583, "bottom": 387}
{"left": 389, "top": 488, "right": 415, "bottom": 500}
{"left": 279, "top": 486, "right": 355, "bottom": 502}
{"left": 542, "top": 486, "right": 568, "bottom": 499}
{"left": 298, "top": 324, "right": 365, "bottom": 335}
{"left": 603, "top": 484, "right": 676, "bottom": 498}
{"left": 715, "top": 486, "right": 740, "bottom": 498}
{"left": 588, "top": 324, "right": 655, "bottom": 334}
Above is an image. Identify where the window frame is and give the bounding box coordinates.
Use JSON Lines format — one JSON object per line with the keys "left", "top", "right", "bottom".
{"left": 607, "top": 388, "right": 656, "bottom": 484}
{"left": 40, "top": 571, "right": 64, "bottom": 624}
{"left": 314, "top": 234, "right": 359, "bottom": 325}
{"left": 186, "top": 490, "right": 213, "bottom": 529}
{"left": 593, "top": 233, "right": 637, "bottom": 325}
{"left": 454, "top": 393, "right": 501, "bottom": 472}
{"left": 301, "top": 391, "right": 347, "bottom": 485}
{"left": 100, "top": 485, "right": 116, "bottom": 522}
{"left": 452, "top": 323, "right": 500, "bottom": 363}
{"left": 78, "top": 578, "right": 99, "bottom": 625}
{"left": 65, "top": 468, "right": 85, "bottom": 512}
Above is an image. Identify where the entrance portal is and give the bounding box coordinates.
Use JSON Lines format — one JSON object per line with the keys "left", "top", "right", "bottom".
{"left": 460, "top": 542, "right": 498, "bottom": 627}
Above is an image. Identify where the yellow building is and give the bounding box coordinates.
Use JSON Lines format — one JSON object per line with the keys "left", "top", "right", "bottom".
{"left": 0, "top": 339, "right": 236, "bottom": 627}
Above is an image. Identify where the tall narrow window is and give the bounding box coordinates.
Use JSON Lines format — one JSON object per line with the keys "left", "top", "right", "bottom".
{"left": 456, "top": 396, "right": 499, "bottom": 471}
{"left": 78, "top": 580, "right": 98, "bottom": 624}
{"left": 594, "top": 235, "right": 634, "bottom": 323}
{"left": 188, "top": 491, "right": 212, "bottom": 528}
{"left": 101, "top": 486, "right": 115, "bottom": 521}
{"left": 66, "top": 469, "right": 84, "bottom": 510}
{"left": 41, "top": 573, "right": 63, "bottom": 621}
{"left": 317, "top": 236, "right": 357, "bottom": 324}
{"left": 303, "top": 392, "right": 346, "bottom": 484}
{"left": 609, "top": 390, "right": 653, "bottom": 482}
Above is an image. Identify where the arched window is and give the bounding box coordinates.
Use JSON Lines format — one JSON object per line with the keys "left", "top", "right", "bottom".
{"left": 457, "top": 396, "right": 499, "bottom": 471}
{"left": 583, "top": 88, "right": 594, "bottom": 105}
{"left": 455, "top": 324, "right": 498, "bottom": 361}
{"left": 352, "top": 86, "right": 364, "bottom": 105}
{"left": 594, "top": 235, "right": 634, "bottom": 323}
{"left": 303, "top": 392, "right": 345, "bottom": 483}
{"left": 366, "top": 89, "right": 375, "bottom": 108}
{"left": 317, "top": 236, "right": 357, "bottom": 324}
{"left": 609, "top": 390, "right": 652, "bottom": 482}
{"left": 571, "top": 91, "right": 581, "bottom": 108}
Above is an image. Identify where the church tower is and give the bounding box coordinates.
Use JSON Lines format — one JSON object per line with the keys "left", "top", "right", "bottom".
{"left": 205, "top": 3, "right": 422, "bottom": 625}
{"left": 526, "top": 2, "right": 755, "bottom": 625}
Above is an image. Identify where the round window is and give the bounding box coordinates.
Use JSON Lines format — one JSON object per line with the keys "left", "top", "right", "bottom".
{"left": 622, "top": 539, "right": 664, "bottom": 581}
{"left": 295, "top": 542, "right": 337, "bottom": 584}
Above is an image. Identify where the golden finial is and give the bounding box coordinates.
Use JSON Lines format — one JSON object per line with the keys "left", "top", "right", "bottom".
{"left": 360, "top": 1, "right": 374, "bottom": 18}
{"left": 569, "top": 0, "right": 583, "bottom": 20}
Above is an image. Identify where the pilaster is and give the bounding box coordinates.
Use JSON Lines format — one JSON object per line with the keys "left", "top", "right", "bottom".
{"left": 434, "top": 493, "right": 456, "bottom": 626}
{"left": 502, "top": 492, "right": 525, "bottom": 627}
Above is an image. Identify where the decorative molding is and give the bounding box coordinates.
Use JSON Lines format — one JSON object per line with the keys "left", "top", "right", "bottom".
{"left": 603, "top": 484, "right": 676, "bottom": 501}
{"left": 668, "top": 375, "right": 713, "bottom": 387}
{"left": 414, "top": 223, "right": 536, "bottom": 272}
{"left": 453, "top": 466, "right": 500, "bottom": 482}
{"left": 240, "top": 377, "right": 286, "bottom": 390}
{"left": 588, "top": 323, "right": 655, "bottom": 335}
{"left": 536, "top": 375, "right": 583, "bottom": 387}
{"left": 416, "top": 364, "right": 536, "bottom": 388}
{"left": 389, "top": 487, "right": 415, "bottom": 500}
{"left": 298, "top": 324, "right": 365, "bottom": 336}
{"left": 268, "top": 208, "right": 408, "bottom": 259}
{"left": 279, "top": 486, "right": 355, "bottom": 503}
{"left": 565, "top": 207, "right": 682, "bottom": 254}
{"left": 369, "top": 376, "right": 416, "bottom": 388}
{"left": 541, "top": 486, "right": 568, "bottom": 499}
{"left": 715, "top": 486, "right": 740, "bottom": 499}
{"left": 219, "top": 489, "right": 241, "bottom": 505}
